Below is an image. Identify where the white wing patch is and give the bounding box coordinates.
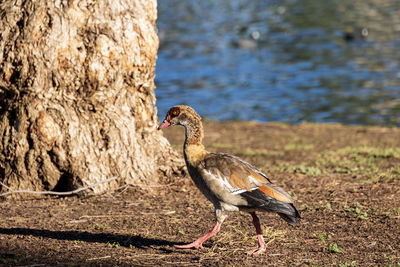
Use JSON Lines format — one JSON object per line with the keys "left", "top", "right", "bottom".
{"left": 231, "top": 188, "right": 256, "bottom": 195}
{"left": 203, "top": 169, "right": 237, "bottom": 193}
{"left": 231, "top": 189, "right": 247, "bottom": 194}
{"left": 219, "top": 174, "right": 236, "bottom": 192}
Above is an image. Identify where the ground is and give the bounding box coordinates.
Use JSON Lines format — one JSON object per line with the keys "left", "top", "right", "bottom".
{"left": 1, "top": 121, "right": 399, "bottom": 266}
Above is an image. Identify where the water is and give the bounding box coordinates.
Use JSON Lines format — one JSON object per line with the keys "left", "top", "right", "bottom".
{"left": 155, "top": 0, "right": 400, "bottom": 126}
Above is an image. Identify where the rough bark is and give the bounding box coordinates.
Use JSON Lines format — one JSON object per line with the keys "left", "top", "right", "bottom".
{"left": 0, "top": 0, "right": 183, "bottom": 195}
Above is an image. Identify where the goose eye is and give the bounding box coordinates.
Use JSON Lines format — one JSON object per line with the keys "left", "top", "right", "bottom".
{"left": 171, "top": 109, "right": 180, "bottom": 117}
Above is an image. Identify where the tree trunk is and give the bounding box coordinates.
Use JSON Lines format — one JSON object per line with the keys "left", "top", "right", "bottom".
{"left": 0, "top": 0, "right": 183, "bottom": 195}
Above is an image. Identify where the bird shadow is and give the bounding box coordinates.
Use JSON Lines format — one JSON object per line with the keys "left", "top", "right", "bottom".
{"left": 0, "top": 227, "right": 184, "bottom": 253}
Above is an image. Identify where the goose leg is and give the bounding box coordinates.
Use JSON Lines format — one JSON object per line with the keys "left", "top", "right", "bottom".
{"left": 246, "top": 212, "right": 267, "bottom": 254}
{"left": 175, "top": 221, "right": 221, "bottom": 249}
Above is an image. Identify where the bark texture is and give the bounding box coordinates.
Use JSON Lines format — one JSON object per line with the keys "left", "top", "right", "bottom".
{"left": 0, "top": 0, "right": 183, "bottom": 195}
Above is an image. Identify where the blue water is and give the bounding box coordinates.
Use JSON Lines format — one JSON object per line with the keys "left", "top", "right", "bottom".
{"left": 155, "top": 0, "right": 400, "bottom": 126}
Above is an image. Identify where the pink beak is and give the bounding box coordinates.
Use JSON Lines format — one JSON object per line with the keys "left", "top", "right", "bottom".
{"left": 158, "top": 120, "right": 171, "bottom": 130}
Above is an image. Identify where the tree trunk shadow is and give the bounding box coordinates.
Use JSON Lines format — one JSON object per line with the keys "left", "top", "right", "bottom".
{"left": 0, "top": 227, "right": 183, "bottom": 252}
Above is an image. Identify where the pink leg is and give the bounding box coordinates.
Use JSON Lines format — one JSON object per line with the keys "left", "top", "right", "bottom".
{"left": 175, "top": 221, "right": 221, "bottom": 249}
{"left": 246, "top": 212, "right": 267, "bottom": 255}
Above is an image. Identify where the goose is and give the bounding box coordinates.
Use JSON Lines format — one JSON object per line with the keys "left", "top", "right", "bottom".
{"left": 158, "top": 105, "right": 300, "bottom": 254}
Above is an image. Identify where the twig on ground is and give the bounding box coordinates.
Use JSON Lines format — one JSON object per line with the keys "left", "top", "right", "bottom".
{"left": 0, "top": 176, "right": 118, "bottom": 197}
{"left": 126, "top": 182, "right": 178, "bottom": 189}
{"left": 86, "top": 255, "right": 112, "bottom": 261}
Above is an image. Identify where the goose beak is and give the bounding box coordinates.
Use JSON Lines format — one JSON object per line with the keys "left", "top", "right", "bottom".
{"left": 158, "top": 120, "right": 171, "bottom": 130}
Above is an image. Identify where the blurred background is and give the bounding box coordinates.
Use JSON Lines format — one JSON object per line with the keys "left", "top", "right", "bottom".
{"left": 155, "top": 0, "right": 400, "bottom": 126}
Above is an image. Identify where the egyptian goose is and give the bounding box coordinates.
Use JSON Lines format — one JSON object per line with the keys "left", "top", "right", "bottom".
{"left": 158, "top": 105, "right": 300, "bottom": 254}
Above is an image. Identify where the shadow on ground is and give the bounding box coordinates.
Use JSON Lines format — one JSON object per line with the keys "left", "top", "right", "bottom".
{"left": 0, "top": 227, "right": 181, "bottom": 251}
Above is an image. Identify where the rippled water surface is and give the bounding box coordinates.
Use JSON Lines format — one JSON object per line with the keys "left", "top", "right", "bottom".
{"left": 156, "top": 0, "right": 400, "bottom": 126}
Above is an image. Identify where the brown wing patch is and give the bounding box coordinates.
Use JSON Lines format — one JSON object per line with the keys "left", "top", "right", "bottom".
{"left": 230, "top": 169, "right": 252, "bottom": 191}
{"left": 258, "top": 185, "right": 293, "bottom": 203}
{"left": 204, "top": 153, "right": 271, "bottom": 192}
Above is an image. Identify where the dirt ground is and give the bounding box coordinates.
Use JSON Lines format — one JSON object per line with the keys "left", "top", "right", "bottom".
{"left": 1, "top": 121, "right": 399, "bottom": 266}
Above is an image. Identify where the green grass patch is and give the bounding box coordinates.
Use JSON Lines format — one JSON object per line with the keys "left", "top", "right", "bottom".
{"left": 327, "top": 243, "right": 343, "bottom": 253}
{"left": 316, "top": 202, "right": 332, "bottom": 211}
{"left": 391, "top": 166, "right": 400, "bottom": 179}
{"left": 178, "top": 229, "right": 185, "bottom": 235}
{"left": 275, "top": 146, "right": 400, "bottom": 179}
{"left": 317, "top": 146, "right": 400, "bottom": 180}
{"left": 345, "top": 202, "right": 368, "bottom": 220}
{"left": 394, "top": 208, "right": 400, "bottom": 216}
{"left": 94, "top": 223, "right": 108, "bottom": 231}
{"left": 316, "top": 232, "right": 332, "bottom": 244}
{"left": 107, "top": 242, "right": 120, "bottom": 248}
{"left": 315, "top": 233, "right": 343, "bottom": 254}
